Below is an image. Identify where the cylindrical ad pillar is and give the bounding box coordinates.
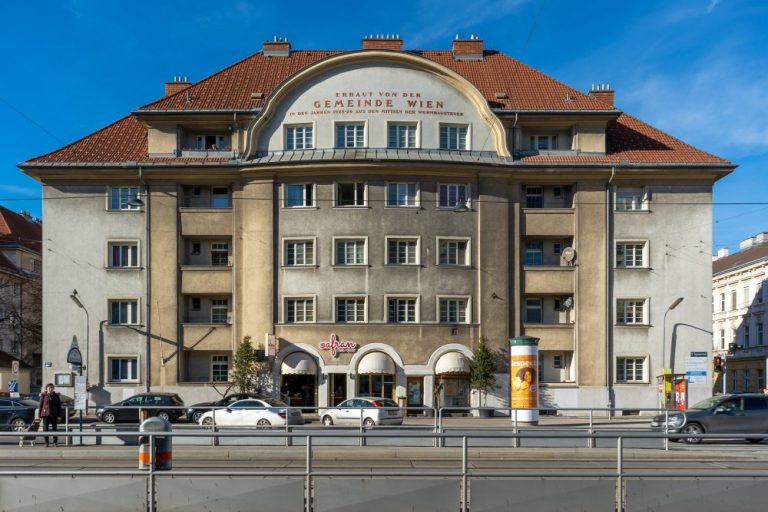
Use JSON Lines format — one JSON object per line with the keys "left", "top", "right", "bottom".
{"left": 509, "top": 336, "right": 539, "bottom": 425}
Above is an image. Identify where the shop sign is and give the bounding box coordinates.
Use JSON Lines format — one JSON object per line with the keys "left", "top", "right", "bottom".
{"left": 319, "top": 333, "right": 357, "bottom": 358}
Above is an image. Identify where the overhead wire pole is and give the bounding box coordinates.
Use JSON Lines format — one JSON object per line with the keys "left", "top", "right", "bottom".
{"left": 70, "top": 290, "right": 89, "bottom": 443}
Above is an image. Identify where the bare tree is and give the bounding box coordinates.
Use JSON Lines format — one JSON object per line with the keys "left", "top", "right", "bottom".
{"left": 0, "top": 272, "right": 41, "bottom": 367}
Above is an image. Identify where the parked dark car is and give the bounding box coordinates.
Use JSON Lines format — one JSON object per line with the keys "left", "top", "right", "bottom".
{"left": 651, "top": 393, "right": 768, "bottom": 444}
{"left": 95, "top": 393, "right": 185, "bottom": 424}
{"left": 0, "top": 398, "right": 37, "bottom": 431}
{"left": 186, "top": 393, "right": 275, "bottom": 423}
{"left": 21, "top": 392, "right": 76, "bottom": 420}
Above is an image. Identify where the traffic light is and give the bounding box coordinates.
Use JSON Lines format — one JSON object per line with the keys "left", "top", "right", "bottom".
{"left": 713, "top": 355, "right": 722, "bottom": 372}
{"left": 728, "top": 343, "right": 743, "bottom": 355}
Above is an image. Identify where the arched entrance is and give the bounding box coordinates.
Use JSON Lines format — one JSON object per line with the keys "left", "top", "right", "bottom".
{"left": 356, "top": 351, "right": 396, "bottom": 399}
{"left": 435, "top": 351, "right": 471, "bottom": 409}
{"left": 280, "top": 351, "right": 317, "bottom": 409}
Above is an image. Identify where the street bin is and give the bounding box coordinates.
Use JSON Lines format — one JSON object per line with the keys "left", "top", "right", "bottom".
{"left": 138, "top": 416, "right": 172, "bottom": 470}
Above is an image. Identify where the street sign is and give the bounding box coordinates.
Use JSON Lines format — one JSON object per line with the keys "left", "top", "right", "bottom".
{"left": 74, "top": 376, "right": 87, "bottom": 411}
{"left": 11, "top": 360, "right": 19, "bottom": 378}
{"left": 8, "top": 379, "right": 19, "bottom": 398}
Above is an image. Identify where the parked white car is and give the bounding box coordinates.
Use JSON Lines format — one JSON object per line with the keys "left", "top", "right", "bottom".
{"left": 198, "top": 398, "right": 304, "bottom": 427}
{"left": 319, "top": 397, "right": 403, "bottom": 426}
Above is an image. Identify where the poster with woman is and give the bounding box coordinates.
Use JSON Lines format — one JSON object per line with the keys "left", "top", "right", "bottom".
{"left": 510, "top": 355, "right": 538, "bottom": 408}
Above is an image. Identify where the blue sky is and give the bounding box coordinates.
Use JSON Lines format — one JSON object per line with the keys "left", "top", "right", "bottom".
{"left": 1, "top": 0, "right": 766, "bottom": 253}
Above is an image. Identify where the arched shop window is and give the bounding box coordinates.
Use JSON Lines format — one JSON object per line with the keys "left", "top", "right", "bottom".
{"left": 356, "top": 352, "right": 396, "bottom": 398}
{"left": 435, "top": 352, "right": 471, "bottom": 408}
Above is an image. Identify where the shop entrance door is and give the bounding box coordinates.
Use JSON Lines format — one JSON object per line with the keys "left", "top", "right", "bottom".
{"left": 407, "top": 377, "right": 423, "bottom": 415}
{"left": 328, "top": 373, "right": 347, "bottom": 406}
{"left": 281, "top": 374, "right": 316, "bottom": 411}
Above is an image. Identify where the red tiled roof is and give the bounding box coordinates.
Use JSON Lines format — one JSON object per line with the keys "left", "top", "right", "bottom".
{"left": 23, "top": 49, "right": 732, "bottom": 167}
{"left": 0, "top": 206, "right": 41, "bottom": 253}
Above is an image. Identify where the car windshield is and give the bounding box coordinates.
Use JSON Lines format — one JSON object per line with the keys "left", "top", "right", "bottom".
{"left": 689, "top": 397, "right": 723, "bottom": 410}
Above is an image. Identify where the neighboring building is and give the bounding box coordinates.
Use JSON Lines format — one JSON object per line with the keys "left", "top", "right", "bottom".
{"left": 712, "top": 233, "right": 768, "bottom": 394}
{"left": 20, "top": 35, "right": 733, "bottom": 411}
{"left": 0, "top": 206, "right": 42, "bottom": 393}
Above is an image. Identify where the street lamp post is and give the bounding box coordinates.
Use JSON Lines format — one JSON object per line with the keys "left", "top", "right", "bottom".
{"left": 661, "top": 297, "right": 684, "bottom": 373}
{"left": 70, "top": 290, "right": 90, "bottom": 408}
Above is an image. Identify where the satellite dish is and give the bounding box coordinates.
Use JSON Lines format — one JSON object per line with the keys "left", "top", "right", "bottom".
{"left": 562, "top": 247, "right": 576, "bottom": 264}
{"left": 563, "top": 297, "right": 574, "bottom": 309}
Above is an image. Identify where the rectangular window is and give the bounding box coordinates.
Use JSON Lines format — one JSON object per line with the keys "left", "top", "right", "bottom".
{"left": 387, "top": 183, "right": 418, "bottom": 207}
{"left": 286, "top": 298, "right": 314, "bottom": 323}
{"left": 744, "top": 325, "right": 750, "bottom": 346}
{"left": 439, "top": 298, "right": 468, "bottom": 324}
{"left": 211, "top": 242, "right": 229, "bottom": 266}
{"left": 438, "top": 239, "right": 469, "bottom": 266}
{"left": 285, "top": 125, "right": 313, "bottom": 150}
{"left": 31, "top": 259, "right": 41, "bottom": 273}
{"left": 387, "top": 238, "right": 418, "bottom": 265}
{"left": 388, "top": 298, "right": 417, "bottom": 323}
{"left": 335, "top": 239, "right": 366, "bottom": 265}
{"left": 553, "top": 354, "right": 563, "bottom": 369}
{"left": 336, "top": 123, "right": 365, "bottom": 148}
{"left": 720, "top": 293, "right": 725, "bottom": 312}
{"left": 731, "top": 290, "right": 737, "bottom": 310}
{"left": 110, "top": 187, "right": 140, "bottom": 211}
{"left": 616, "top": 187, "right": 647, "bottom": 211}
{"left": 211, "top": 187, "right": 231, "bottom": 208}
{"left": 192, "top": 243, "right": 201, "bottom": 255}
{"left": 757, "top": 283, "right": 764, "bottom": 304}
{"left": 336, "top": 182, "right": 366, "bottom": 207}
{"left": 109, "top": 357, "right": 138, "bottom": 382}
{"left": 616, "top": 357, "right": 645, "bottom": 382}
{"left": 196, "top": 135, "right": 225, "bottom": 150}
{"left": 285, "top": 184, "right": 314, "bottom": 208}
{"left": 525, "top": 241, "right": 544, "bottom": 265}
{"left": 529, "top": 135, "right": 558, "bottom": 150}
{"left": 553, "top": 243, "right": 562, "bottom": 255}
{"left": 191, "top": 297, "right": 201, "bottom": 311}
{"left": 439, "top": 124, "right": 468, "bottom": 150}
{"left": 336, "top": 298, "right": 366, "bottom": 323}
{"left": 285, "top": 240, "right": 314, "bottom": 266}
{"left": 525, "top": 298, "right": 543, "bottom": 323}
{"left": 109, "top": 300, "right": 139, "bottom": 325}
{"left": 617, "top": 299, "right": 646, "bottom": 325}
{"left": 388, "top": 123, "right": 417, "bottom": 148}
{"left": 211, "top": 299, "right": 229, "bottom": 324}
{"left": 758, "top": 322, "right": 764, "bottom": 346}
{"left": 719, "top": 329, "right": 725, "bottom": 350}
{"left": 211, "top": 355, "right": 229, "bottom": 382}
{"left": 525, "top": 187, "right": 543, "bottom": 208}
{"left": 616, "top": 242, "right": 646, "bottom": 268}
{"left": 438, "top": 184, "right": 468, "bottom": 208}
{"left": 108, "top": 242, "right": 139, "bottom": 268}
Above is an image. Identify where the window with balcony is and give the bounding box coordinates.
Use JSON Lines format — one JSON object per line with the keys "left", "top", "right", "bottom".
{"left": 615, "top": 187, "right": 648, "bottom": 211}
{"left": 211, "top": 299, "right": 229, "bottom": 324}
{"left": 388, "top": 123, "right": 417, "bottom": 148}
{"left": 438, "top": 184, "right": 468, "bottom": 209}
{"left": 210, "top": 242, "right": 230, "bottom": 266}
{"left": 191, "top": 298, "right": 201, "bottom": 311}
{"left": 196, "top": 135, "right": 227, "bottom": 151}
{"left": 211, "top": 355, "right": 229, "bottom": 382}
{"left": 336, "top": 123, "right": 365, "bottom": 148}
{"left": 109, "top": 187, "right": 141, "bottom": 211}
{"left": 616, "top": 242, "right": 647, "bottom": 268}
{"left": 616, "top": 299, "right": 646, "bottom": 325}
{"left": 439, "top": 298, "right": 469, "bottom": 324}
{"left": 335, "top": 239, "right": 366, "bottom": 266}
{"left": 525, "top": 187, "right": 543, "bottom": 208}
{"left": 439, "top": 124, "right": 468, "bottom": 150}
{"left": 109, "top": 299, "right": 139, "bottom": 325}
{"left": 387, "top": 182, "right": 418, "bottom": 207}
{"left": 387, "top": 238, "right": 419, "bottom": 265}
{"left": 336, "top": 298, "right": 366, "bottom": 323}
{"left": 285, "top": 125, "right": 313, "bottom": 150}
{"left": 525, "top": 241, "right": 544, "bottom": 265}
{"left": 286, "top": 298, "right": 314, "bottom": 323}
{"left": 335, "top": 182, "right": 366, "bottom": 207}
{"left": 438, "top": 238, "right": 469, "bottom": 266}
{"left": 387, "top": 297, "right": 417, "bottom": 323}
{"left": 525, "top": 298, "right": 543, "bottom": 323}
{"left": 285, "top": 240, "right": 315, "bottom": 266}
{"left": 211, "top": 187, "right": 231, "bottom": 208}
{"left": 616, "top": 357, "right": 645, "bottom": 383}
{"left": 108, "top": 242, "right": 139, "bottom": 268}
{"left": 109, "top": 357, "right": 138, "bottom": 382}
{"left": 529, "top": 135, "right": 558, "bottom": 151}
{"left": 183, "top": 185, "right": 231, "bottom": 208}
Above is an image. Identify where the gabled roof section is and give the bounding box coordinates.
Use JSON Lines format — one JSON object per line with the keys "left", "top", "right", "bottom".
{"left": 713, "top": 244, "right": 768, "bottom": 276}
{"left": 0, "top": 206, "right": 42, "bottom": 253}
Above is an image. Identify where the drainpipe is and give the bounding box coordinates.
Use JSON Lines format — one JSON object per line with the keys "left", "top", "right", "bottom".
{"left": 144, "top": 167, "right": 152, "bottom": 392}
{"left": 606, "top": 166, "right": 616, "bottom": 412}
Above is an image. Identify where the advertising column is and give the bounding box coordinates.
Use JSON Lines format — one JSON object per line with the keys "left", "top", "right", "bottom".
{"left": 510, "top": 336, "right": 539, "bottom": 424}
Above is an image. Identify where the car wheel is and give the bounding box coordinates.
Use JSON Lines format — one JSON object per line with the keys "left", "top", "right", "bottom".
{"left": 363, "top": 418, "right": 376, "bottom": 427}
{"left": 682, "top": 423, "right": 703, "bottom": 444}
{"left": 157, "top": 411, "right": 171, "bottom": 422}
{"left": 201, "top": 416, "right": 214, "bottom": 427}
{"left": 10, "top": 418, "right": 27, "bottom": 432}
{"left": 256, "top": 418, "right": 271, "bottom": 429}
{"left": 746, "top": 438, "right": 764, "bottom": 444}
{"left": 191, "top": 411, "right": 203, "bottom": 424}
{"left": 102, "top": 411, "right": 116, "bottom": 424}
{"left": 322, "top": 415, "right": 334, "bottom": 426}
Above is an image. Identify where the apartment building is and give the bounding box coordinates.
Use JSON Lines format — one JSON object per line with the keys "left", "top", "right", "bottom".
{"left": 712, "top": 233, "right": 768, "bottom": 393}
{"left": 20, "top": 35, "right": 733, "bottom": 410}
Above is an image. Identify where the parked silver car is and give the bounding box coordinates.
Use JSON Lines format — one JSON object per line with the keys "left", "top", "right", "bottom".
{"left": 319, "top": 397, "right": 403, "bottom": 426}
{"left": 651, "top": 393, "right": 768, "bottom": 444}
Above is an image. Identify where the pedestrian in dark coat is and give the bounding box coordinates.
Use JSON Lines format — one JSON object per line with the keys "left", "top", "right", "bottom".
{"left": 38, "top": 383, "right": 62, "bottom": 447}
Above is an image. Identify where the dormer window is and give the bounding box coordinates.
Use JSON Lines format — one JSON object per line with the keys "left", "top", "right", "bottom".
{"left": 196, "top": 135, "right": 226, "bottom": 151}
{"left": 529, "top": 135, "right": 558, "bottom": 151}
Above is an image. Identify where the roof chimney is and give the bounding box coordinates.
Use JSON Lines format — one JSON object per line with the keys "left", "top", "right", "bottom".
{"left": 362, "top": 34, "right": 403, "bottom": 51}
{"left": 589, "top": 83, "right": 615, "bottom": 108}
{"left": 715, "top": 247, "right": 730, "bottom": 260}
{"left": 164, "top": 76, "right": 192, "bottom": 97}
{"left": 263, "top": 36, "right": 291, "bottom": 56}
{"left": 452, "top": 34, "right": 484, "bottom": 60}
